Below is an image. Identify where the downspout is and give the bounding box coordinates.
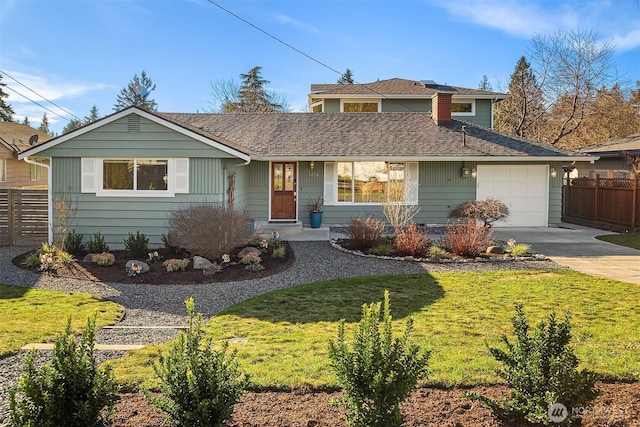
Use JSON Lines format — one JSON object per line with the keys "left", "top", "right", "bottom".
{"left": 223, "top": 159, "right": 251, "bottom": 208}
{"left": 22, "top": 156, "right": 52, "bottom": 244}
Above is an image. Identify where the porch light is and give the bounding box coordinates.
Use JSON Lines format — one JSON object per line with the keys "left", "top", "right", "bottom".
{"left": 309, "top": 161, "right": 315, "bottom": 170}
{"left": 550, "top": 168, "right": 557, "bottom": 178}
{"left": 471, "top": 168, "right": 477, "bottom": 178}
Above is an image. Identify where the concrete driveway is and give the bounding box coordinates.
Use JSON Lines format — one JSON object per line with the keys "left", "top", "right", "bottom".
{"left": 493, "top": 223, "right": 640, "bottom": 285}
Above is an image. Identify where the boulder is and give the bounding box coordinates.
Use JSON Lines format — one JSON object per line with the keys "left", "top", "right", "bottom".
{"left": 193, "top": 256, "right": 214, "bottom": 270}
{"left": 486, "top": 246, "right": 506, "bottom": 255}
{"left": 237, "top": 246, "right": 261, "bottom": 260}
{"left": 125, "top": 260, "right": 150, "bottom": 274}
{"left": 83, "top": 253, "right": 96, "bottom": 263}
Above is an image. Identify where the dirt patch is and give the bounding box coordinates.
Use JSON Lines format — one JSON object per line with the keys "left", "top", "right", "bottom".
{"left": 12, "top": 243, "right": 295, "bottom": 285}
{"left": 110, "top": 382, "right": 640, "bottom": 426}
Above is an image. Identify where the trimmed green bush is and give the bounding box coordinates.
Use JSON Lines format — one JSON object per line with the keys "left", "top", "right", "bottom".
{"left": 8, "top": 315, "right": 118, "bottom": 427}
{"left": 124, "top": 231, "right": 149, "bottom": 259}
{"left": 328, "top": 290, "right": 430, "bottom": 427}
{"left": 465, "top": 304, "right": 599, "bottom": 425}
{"left": 87, "top": 232, "right": 109, "bottom": 254}
{"left": 64, "top": 229, "right": 85, "bottom": 256}
{"left": 148, "top": 297, "right": 248, "bottom": 427}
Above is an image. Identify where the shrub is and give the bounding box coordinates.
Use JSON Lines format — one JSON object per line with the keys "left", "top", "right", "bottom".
{"left": 21, "top": 252, "right": 41, "bottom": 269}
{"left": 369, "top": 242, "right": 393, "bottom": 256}
{"left": 87, "top": 232, "right": 109, "bottom": 254}
{"left": 92, "top": 252, "right": 115, "bottom": 266}
{"left": 441, "top": 220, "right": 494, "bottom": 257}
{"left": 268, "top": 231, "right": 282, "bottom": 248}
{"left": 55, "top": 249, "right": 75, "bottom": 265}
{"left": 64, "top": 229, "right": 85, "bottom": 256}
{"left": 448, "top": 199, "right": 509, "bottom": 228}
{"left": 427, "top": 245, "right": 448, "bottom": 259}
{"left": 507, "top": 239, "right": 531, "bottom": 257}
{"left": 328, "top": 290, "right": 430, "bottom": 427}
{"left": 347, "top": 216, "right": 386, "bottom": 251}
{"left": 272, "top": 246, "right": 285, "bottom": 259}
{"left": 240, "top": 252, "right": 261, "bottom": 265}
{"left": 9, "top": 315, "right": 118, "bottom": 427}
{"left": 162, "top": 258, "right": 190, "bottom": 272}
{"left": 124, "top": 231, "right": 149, "bottom": 259}
{"left": 148, "top": 297, "right": 248, "bottom": 426}
{"left": 167, "top": 205, "right": 252, "bottom": 261}
{"left": 465, "top": 304, "right": 599, "bottom": 425}
{"left": 161, "top": 231, "right": 182, "bottom": 257}
{"left": 394, "top": 222, "right": 429, "bottom": 257}
{"left": 39, "top": 252, "right": 58, "bottom": 271}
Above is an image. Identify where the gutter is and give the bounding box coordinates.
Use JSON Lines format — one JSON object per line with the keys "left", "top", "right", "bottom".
{"left": 21, "top": 156, "right": 52, "bottom": 245}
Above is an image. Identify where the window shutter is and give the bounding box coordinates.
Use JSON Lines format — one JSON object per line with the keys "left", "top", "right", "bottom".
{"left": 405, "top": 162, "right": 419, "bottom": 204}
{"left": 81, "top": 158, "right": 96, "bottom": 193}
{"left": 323, "top": 162, "right": 335, "bottom": 205}
{"left": 174, "top": 158, "right": 189, "bottom": 193}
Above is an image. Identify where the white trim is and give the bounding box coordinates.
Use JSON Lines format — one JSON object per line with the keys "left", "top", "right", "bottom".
{"left": 18, "top": 107, "right": 250, "bottom": 162}
{"left": 268, "top": 161, "right": 299, "bottom": 222}
{"left": 252, "top": 155, "right": 599, "bottom": 162}
{"left": 91, "top": 157, "right": 177, "bottom": 198}
{"left": 340, "top": 98, "right": 381, "bottom": 113}
{"left": 0, "top": 158, "right": 6, "bottom": 182}
{"left": 312, "top": 94, "right": 510, "bottom": 100}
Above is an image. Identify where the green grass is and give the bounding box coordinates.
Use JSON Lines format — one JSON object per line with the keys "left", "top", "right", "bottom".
{"left": 0, "top": 284, "right": 124, "bottom": 356}
{"left": 111, "top": 270, "right": 640, "bottom": 391}
{"left": 596, "top": 232, "right": 640, "bottom": 250}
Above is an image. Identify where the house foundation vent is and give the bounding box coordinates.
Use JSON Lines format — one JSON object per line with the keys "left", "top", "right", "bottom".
{"left": 127, "top": 115, "right": 140, "bottom": 133}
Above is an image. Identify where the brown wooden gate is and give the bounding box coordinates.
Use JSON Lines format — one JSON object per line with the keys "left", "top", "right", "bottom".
{"left": 0, "top": 189, "right": 48, "bottom": 245}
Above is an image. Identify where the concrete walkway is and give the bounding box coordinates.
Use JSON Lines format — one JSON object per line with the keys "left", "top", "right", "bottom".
{"left": 493, "top": 223, "right": 640, "bottom": 285}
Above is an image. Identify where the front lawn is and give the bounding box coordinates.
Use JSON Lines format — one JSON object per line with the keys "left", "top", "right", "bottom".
{"left": 111, "top": 270, "right": 640, "bottom": 390}
{"left": 596, "top": 232, "right": 640, "bottom": 250}
{"left": 0, "top": 284, "right": 124, "bottom": 356}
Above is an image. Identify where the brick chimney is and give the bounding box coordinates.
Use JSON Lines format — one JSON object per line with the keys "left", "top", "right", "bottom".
{"left": 431, "top": 92, "right": 452, "bottom": 125}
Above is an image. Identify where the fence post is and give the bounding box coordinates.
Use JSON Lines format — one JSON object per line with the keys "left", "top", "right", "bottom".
{"left": 8, "top": 189, "right": 15, "bottom": 245}
{"left": 594, "top": 174, "right": 599, "bottom": 222}
{"left": 633, "top": 176, "right": 638, "bottom": 228}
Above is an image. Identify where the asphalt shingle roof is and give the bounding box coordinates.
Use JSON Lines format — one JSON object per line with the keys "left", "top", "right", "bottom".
{"left": 0, "top": 122, "right": 52, "bottom": 153}
{"left": 159, "top": 111, "right": 583, "bottom": 160}
{"left": 309, "top": 78, "right": 507, "bottom": 97}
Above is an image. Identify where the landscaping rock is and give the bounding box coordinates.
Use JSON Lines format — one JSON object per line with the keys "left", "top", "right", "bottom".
{"left": 486, "top": 245, "right": 506, "bottom": 254}
{"left": 237, "top": 246, "right": 261, "bottom": 260}
{"left": 192, "top": 256, "right": 214, "bottom": 270}
{"left": 125, "top": 260, "right": 150, "bottom": 274}
{"left": 83, "top": 253, "right": 96, "bottom": 263}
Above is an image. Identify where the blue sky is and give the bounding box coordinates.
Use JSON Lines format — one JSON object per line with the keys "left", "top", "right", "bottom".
{"left": 1, "top": 0, "right": 639, "bottom": 135}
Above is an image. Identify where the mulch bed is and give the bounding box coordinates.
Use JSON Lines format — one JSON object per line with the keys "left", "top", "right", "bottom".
{"left": 12, "top": 242, "right": 295, "bottom": 285}
{"left": 110, "top": 382, "right": 640, "bottom": 426}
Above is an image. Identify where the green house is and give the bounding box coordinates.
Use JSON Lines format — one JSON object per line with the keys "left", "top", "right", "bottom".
{"left": 19, "top": 98, "right": 594, "bottom": 248}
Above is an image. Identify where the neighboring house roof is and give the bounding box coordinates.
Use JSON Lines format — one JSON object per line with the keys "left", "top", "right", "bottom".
{"left": 0, "top": 122, "right": 52, "bottom": 155}
{"left": 309, "top": 78, "right": 509, "bottom": 99}
{"left": 160, "top": 111, "right": 591, "bottom": 161}
{"left": 579, "top": 134, "right": 640, "bottom": 157}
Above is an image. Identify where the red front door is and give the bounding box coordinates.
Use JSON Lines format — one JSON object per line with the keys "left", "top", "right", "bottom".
{"left": 271, "top": 162, "right": 297, "bottom": 219}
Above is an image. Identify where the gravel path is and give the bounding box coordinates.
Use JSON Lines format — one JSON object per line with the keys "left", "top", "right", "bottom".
{"left": 0, "top": 240, "right": 563, "bottom": 425}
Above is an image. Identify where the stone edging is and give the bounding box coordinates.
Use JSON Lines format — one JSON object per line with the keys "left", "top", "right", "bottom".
{"left": 329, "top": 239, "right": 548, "bottom": 264}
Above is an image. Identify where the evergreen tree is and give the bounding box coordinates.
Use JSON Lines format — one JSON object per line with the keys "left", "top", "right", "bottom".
{"left": 37, "top": 112, "right": 52, "bottom": 135}
{"left": 478, "top": 74, "right": 493, "bottom": 91}
{"left": 494, "top": 56, "right": 545, "bottom": 140}
{"left": 337, "top": 68, "right": 355, "bottom": 84}
{"left": 113, "top": 71, "right": 157, "bottom": 111}
{"left": 22, "top": 117, "right": 31, "bottom": 127}
{"left": 0, "top": 74, "right": 15, "bottom": 121}
{"left": 84, "top": 104, "right": 100, "bottom": 123}
{"left": 222, "top": 66, "right": 284, "bottom": 113}
{"left": 62, "top": 118, "right": 83, "bottom": 134}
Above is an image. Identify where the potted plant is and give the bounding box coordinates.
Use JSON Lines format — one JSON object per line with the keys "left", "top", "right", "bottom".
{"left": 307, "top": 195, "right": 323, "bottom": 229}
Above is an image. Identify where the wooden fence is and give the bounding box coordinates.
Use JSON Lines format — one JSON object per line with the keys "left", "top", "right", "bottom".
{"left": 0, "top": 189, "right": 48, "bottom": 245}
{"left": 564, "top": 176, "right": 640, "bottom": 229}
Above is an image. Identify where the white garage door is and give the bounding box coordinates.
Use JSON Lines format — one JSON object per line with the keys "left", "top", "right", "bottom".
{"left": 476, "top": 165, "right": 549, "bottom": 227}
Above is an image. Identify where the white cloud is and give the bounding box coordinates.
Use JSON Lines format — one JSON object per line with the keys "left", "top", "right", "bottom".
{"left": 428, "top": 0, "right": 640, "bottom": 49}
{"left": 273, "top": 13, "right": 319, "bottom": 34}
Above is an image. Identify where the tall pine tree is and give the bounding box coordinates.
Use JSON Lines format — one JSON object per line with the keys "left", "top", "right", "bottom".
{"left": 0, "top": 73, "right": 15, "bottom": 122}
{"left": 222, "top": 66, "right": 284, "bottom": 113}
{"left": 113, "top": 71, "right": 157, "bottom": 111}
{"left": 37, "top": 112, "right": 52, "bottom": 135}
{"left": 337, "top": 68, "right": 355, "bottom": 84}
{"left": 494, "top": 56, "right": 545, "bottom": 140}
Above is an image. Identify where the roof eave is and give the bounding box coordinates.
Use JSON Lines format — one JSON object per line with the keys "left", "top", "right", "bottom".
{"left": 252, "top": 155, "right": 599, "bottom": 162}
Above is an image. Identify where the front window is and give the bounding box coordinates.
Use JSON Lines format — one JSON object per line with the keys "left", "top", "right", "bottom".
{"left": 102, "top": 159, "right": 168, "bottom": 191}
{"left": 343, "top": 102, "right": 379, "bottom": 112}
{"left": 337, "top": 161, "right": 405, "bottom": 203}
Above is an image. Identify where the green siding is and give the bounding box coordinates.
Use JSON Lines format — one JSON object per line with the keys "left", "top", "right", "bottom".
{"left": 381, "top": 99, "right": 431, "bottom": 112}
{"left": 191, "top": 158, "right": 223, "bottom": 194}
{"left": 324, "top": 99, "right": 340, "bottom": 112}
{"left": 40, "top": 115, "right": 240, "bottom": 158}
{"left": 52, "top": 157, "right": 80, "bottom": 193}
{"left": 245, "top": 162, "right": 269, "bottom": 221}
